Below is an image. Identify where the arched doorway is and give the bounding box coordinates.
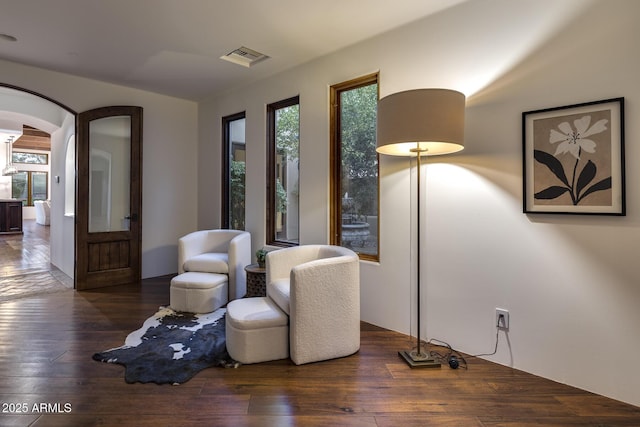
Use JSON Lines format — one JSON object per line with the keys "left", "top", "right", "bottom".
{"left": 1, "top": 85, "right": 143, "bottom": 291}
{"left": 0, "top": 84, "right": 76, "bottom": 285}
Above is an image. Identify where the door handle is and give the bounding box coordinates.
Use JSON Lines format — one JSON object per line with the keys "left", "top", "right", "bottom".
{"left": 125, "top": 213, "right": 139, "bottom": 222}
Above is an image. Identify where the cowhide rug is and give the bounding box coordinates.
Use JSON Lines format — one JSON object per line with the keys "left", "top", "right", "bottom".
{"left": 93, "top": 306, "right": 236, "bottom": 385}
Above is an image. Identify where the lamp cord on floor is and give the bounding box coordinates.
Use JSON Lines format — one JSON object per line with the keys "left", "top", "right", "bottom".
{"left": 423, "top": 325, "right": 502, "bottom": 370}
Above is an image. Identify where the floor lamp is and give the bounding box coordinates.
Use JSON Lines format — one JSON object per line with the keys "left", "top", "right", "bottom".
{"left": 376, "top": 88, "right": 465, "bottom": 368}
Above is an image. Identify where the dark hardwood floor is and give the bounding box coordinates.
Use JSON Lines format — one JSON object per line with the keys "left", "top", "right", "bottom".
{"left": 1, "top": 225, "right": 639, "bottom": 425}
{"left": 0, "top": 279, "right": 639, "bottom": 426}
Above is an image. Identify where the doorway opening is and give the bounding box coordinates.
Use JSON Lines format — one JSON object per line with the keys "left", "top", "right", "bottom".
{"left": 0, "top": 84, "right": 76, "bottom": 300}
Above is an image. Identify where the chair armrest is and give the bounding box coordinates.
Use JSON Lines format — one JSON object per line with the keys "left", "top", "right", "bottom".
{"left": 228, "top": 231, "right": 252, "bottom": 300}
{"left": 290, "top": 255, "right": 360, "bottom": 319}
{"left": 289, "top": 253, "right": 360, "bottom": 364}
{"left": 178, "top": 231, "right": 208, "bottom": 274}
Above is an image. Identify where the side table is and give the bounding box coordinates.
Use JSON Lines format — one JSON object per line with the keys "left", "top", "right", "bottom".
{"left": 245, "top": 264, "right": 266, "bottom": 297}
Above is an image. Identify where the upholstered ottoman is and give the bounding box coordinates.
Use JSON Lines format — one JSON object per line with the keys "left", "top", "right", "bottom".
{"left": 226, "top": 297, "right": 289, "bottom": 364}
{"left": 170, "top": 272, "right": 228, "bottom": 313}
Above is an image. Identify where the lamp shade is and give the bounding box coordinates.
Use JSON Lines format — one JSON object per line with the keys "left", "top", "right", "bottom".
{"left": 376, "top": 88, "right": 465, "bottom": 157}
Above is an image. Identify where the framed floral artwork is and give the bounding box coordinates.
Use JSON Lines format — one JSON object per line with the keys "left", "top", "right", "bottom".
{"left": 522, "top": 97, "right": 625, "bottom": 215}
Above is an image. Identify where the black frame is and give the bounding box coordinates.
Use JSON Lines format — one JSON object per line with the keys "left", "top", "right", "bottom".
{"left": 221, "top": 111, "right": 246, "bottom": 230}
{"left": 523, "top": 97, "right": 625, "bottom": 215}
{"left": 266, "top": 95, "right": 299, "bottom": 247}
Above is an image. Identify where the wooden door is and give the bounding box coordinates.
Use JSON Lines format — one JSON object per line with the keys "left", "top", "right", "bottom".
{"left": 75, "top": 106, "right": 142, "bottom": 290}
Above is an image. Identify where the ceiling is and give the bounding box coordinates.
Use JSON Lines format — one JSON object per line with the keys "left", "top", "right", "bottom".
{"left": 0, "top": 0, "right": 467, "bottom": 101}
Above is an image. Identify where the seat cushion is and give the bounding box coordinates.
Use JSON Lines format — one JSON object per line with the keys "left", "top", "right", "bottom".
{"left": 171, "top": 272, "right": 228, "bottom": 289}
{"left": 170, "top": 272, "right": 228, "bottom": 313}
{"left": 183, "top": 253, "right": 228, "bottom": 273}
{"left": 226, "top": 297, "right": 288, "bottom": 330}
{"left": 225, "top": 297, "right": 289, "bottom": 364}
{"left": 268, "top": 278, "right": 291, "bottom": 315}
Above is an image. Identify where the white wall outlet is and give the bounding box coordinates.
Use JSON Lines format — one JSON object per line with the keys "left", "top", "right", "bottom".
{"left": 496, "top": 308, "right": 509, "bottom": 329}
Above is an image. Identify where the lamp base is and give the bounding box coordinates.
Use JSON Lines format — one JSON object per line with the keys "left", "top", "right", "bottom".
{"left": 398, "top": 350, "right": 441, "bottom": 369}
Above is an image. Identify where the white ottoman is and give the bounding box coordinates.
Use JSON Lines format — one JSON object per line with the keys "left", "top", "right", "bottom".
{"left": 170, "top": 272, "right": 228, "bottom": 313}
{"left": 226, "top": 297, "right": 289, "bottom": 364}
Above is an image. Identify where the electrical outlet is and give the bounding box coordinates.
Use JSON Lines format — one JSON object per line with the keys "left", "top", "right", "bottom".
{"left": 496, "top": 308, "right": 509, "bottom": 329}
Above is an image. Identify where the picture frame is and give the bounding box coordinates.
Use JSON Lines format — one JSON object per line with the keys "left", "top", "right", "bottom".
{"left": 522, "top": 97, "right": 625, "bottom": 215}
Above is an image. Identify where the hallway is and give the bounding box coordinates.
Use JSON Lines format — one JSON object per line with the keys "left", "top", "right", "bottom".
{"left": 0, "top": 219, "right": 72, "bottom": 302}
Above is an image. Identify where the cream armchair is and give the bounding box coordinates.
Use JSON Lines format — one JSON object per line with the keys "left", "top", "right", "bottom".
{"left": 178, "top": 230, "right": 251, "bottom": 301}
{"left": 34, "top": 200, "right": 50, "bottom": 225}
{"left": 266, "top": 245, "right": 360, "bottom": 365}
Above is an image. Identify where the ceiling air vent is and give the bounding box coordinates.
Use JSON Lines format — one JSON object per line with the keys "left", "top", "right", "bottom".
{"left": 220, "top": 46, "right": 269, "bottom": 68}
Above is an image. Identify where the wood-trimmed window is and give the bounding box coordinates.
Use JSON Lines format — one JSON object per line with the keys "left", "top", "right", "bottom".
{"left": 266, "top": 96, "right": 300, "bottom": 246}
{"left": 222, "top": 112, "right": 246, "bottom": 230}
{"left": 12, "top": 171, "right": 48, "bottom": 206}
{"left": 330, "top": 73, "right": 379, "bottom": 261}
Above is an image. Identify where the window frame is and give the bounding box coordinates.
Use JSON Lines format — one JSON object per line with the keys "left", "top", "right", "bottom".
{"left": 12, "top": 170, "right": 49, "bottom": 206}
{"left": 266, "top": 95, "right": 300, "bottom": 247}
{"left": 221, "top": 111, "right": 247, "bottom": 230}
{"left": 329, "top": 73, "right": 380, "bottom": 261}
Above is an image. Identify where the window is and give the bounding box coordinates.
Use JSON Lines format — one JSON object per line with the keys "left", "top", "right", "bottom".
{"left": 12, "top": 171, "right": 48, "bottom": 206}
{"left": 12, "top": 151, "right": 48, "bottom": 165}
{"left": 267, "top": 96, "right": 299, "bottom": 246}
{"left": 222, "top": 112, "right": 246, "bottom": 230}
{"left": 330, "top": 73, "right": 379, "bottom": 261}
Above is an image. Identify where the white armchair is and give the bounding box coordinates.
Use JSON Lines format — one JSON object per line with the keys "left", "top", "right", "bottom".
{"left": 178, "top": 230, "right": 251, "bottom": 301}
{"left": 266, "top": 245, "right": 360, "bottom": 365}
{"left": 34, "top": 200, "right": 50, "bottom": 225}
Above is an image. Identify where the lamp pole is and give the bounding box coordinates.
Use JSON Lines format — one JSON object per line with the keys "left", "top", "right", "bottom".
{"left": 414, "top": 146, "right": 425, "bottom": 359}
{"left": 398, "top": 146, "right": 439, "bottom": 367}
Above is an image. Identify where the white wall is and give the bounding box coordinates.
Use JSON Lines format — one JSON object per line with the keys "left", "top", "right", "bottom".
{"left": 0, "top": 59, "right": 199, "bottom": 279}
{"left": 199, "top": 0, "right": 640, "bottom": 407}
{"left": 51, "top": 113, "right": 76, "bottom": 277}
{"left": 0, "top": 137, "right": 12, "bottom": 200}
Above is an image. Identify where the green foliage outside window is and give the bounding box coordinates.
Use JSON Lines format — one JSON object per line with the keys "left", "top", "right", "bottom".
{"left": 275, "top": 178, "right": 287, "bottom": 213}
{"left": 275, "top": 104, "right": 300, "bottom": 162}
{"left": 229, "top": 160, "right": 245, "bottom": 230}
{"left": 13, "top": 152, "right": 48, "bottom": 164}
{"left": 340, "top": 83, "right": 378, "bottom": 222}
{"left": 274, "top": 104, "right": 299, "bottom": 216}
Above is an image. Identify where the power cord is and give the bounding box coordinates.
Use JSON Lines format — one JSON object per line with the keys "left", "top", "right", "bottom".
{"left": 470, "top": 326, "right": 500, "bottom": 358}
{"left": 425, "top": 338, "right": 468, "bottom": 369}
{"left": 424, "top": 324, "right": 502, "bottom": 369}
